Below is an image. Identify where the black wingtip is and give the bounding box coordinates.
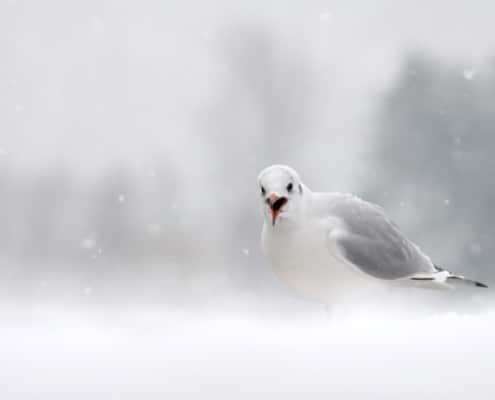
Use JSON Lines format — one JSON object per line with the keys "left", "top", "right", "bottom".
{"left": 436, "top": 265, "right": 488, "bottom": 288}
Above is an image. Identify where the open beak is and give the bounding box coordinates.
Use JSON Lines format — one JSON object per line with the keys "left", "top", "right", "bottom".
{"left": 267, "top": 194, "right": 288, "bottom": 226}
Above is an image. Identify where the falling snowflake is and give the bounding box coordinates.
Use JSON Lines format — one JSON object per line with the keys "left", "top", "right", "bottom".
{"left": 81, "top": 234, "right": 96, "bottom": 250}
{"left": 202, "top": 30, "right": 212, "bottom": 42}
{"left": 84, "top": 287, "right": 93, "bottom": 296}
{"left": 0, "top": 148, "right": 7, "bottom": 156}
{"left": 147, "top": 223, "right": 162, "bottom": 236}
{"left": 118, "top": 194, "right": 126, "bottom": 204}
{"left": 319, "top": 11, "right": 333, "bottom": 23}
{"left": 90, "top": 16, "right": 105, "bottom": 34}
{"left": 444, "top": 199, "right": 450, "bottom": 206}
{"left": 463, "top": 68, "right": 476, "bottom": 80}
{"left": 468, "top": 242, "right": 482, "bottom": 257}
{"left": 242, "top": 248, "right": 250, "bottom": 256}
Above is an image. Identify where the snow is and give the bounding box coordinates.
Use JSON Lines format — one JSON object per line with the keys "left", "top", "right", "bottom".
{"left": 202, "top": 30, "right": 212, "bottom": 42}
{"left": 81, "top": 234, "right": 96, "bottom": 250}
{"left": 319, "top": 11, "right": 333, "bottom": 23}
{"left": 469, "top": 242, "right": 483, "bottom": 257}
{"left": 147, "top": 168, "right": 156, "bottom": 178}
{"left": 89, "top": 16, "right": 105, "bottom": 34}
{"left": 0, "top": 307, "right": 494, "bottom": 399}
{"left": 463, "top": 68, "right": 476, "bottom": 80}
{"left": 117, "top": 194, "right": 126, "bottom": 204}
{"left": 147, "top": 223, "right": 162, "bottom": 236}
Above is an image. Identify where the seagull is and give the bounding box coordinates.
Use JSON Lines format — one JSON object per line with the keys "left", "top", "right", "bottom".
{"left": 258, "top": 164, "right": 487, "bottom": 304}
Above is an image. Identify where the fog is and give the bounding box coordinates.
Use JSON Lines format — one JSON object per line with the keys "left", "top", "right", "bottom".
{"left": 2, "top": 0, "right": 495, "bottom": 398}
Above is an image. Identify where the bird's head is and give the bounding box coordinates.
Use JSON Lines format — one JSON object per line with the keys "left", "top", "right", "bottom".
{"left": 257, "top": 165, "right": 307, "bottom": 227}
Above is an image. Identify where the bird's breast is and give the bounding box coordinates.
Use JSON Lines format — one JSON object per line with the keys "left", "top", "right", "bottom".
{"left": 262, "top": 221, "right": 375, "bottom": 304}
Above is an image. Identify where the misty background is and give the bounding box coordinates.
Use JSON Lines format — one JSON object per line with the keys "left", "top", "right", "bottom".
{"left": 2, "top": 0, "right": 494, "bottom": 306}
{"left": 2, "top": 1, "right": 495, "bottom": 398}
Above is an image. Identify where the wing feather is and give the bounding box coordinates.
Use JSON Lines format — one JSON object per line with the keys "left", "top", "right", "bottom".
{"left": 326, "top": 194, "right": 435, "bottom": 280}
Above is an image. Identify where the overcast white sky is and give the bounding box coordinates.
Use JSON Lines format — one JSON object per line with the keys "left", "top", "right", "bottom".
{"left": 2, "top": 0, "right": 495, "bottom": 184}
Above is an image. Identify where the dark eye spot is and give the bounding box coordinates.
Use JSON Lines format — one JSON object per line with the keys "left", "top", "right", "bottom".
{"left": 261, "top": 186, "right": 266, "bottom": 196}
{"left": 286, "top": 182, "right": 293, "bottom": 193}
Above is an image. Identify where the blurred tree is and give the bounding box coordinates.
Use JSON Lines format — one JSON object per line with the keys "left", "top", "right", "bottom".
{"left": 366, "top": 51, "right": 495, "bottom": 281}
{"left": 22, "top": 169, "right": 73, "bottom": 260}
{"left": 0, "top": 164, "right": 16, "bottom": 257}
{"left": 87, "top": 166, "right": 142, "bottom": 261}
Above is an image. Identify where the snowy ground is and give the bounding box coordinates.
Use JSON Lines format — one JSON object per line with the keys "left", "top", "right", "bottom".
{"left": 1, "top": 305, "right": 494, "bottom": 400}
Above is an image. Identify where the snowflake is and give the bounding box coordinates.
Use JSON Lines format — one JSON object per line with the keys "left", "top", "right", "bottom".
{"left": 463, "top": 68, "right": 476, "bottom": 80}
{"left": 468, "top": 242, "right": 482, "bottom": 257}
{"left": 81, "top": 234, "right": 96, "bottom": 250}
{"left": 90, "top": 16, "right": 105, "bottom": 34}
{"left": 319, "top": 11, "right": 333, "bottom": 23}
{"left": 147, "top": 223, "right": 162, "bottom": 236}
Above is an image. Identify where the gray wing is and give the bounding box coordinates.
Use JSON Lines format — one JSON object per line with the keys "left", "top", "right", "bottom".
{"left": 326, "top": 194, "right": 435, "bottom": 280}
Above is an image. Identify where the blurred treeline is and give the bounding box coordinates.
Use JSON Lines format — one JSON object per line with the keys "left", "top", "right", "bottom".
{"left": 1, "top": 28, "right": 494, "bottom": 302}
{"left": 0, "top": 162, "right": 204, "bottom": 302}
{"left": 365, "top": 52, "right": 495, "bottom": 283}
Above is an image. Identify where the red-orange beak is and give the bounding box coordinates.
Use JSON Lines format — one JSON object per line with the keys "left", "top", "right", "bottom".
{"left": 267, "top": 194, "right": 288, "bottom": 226}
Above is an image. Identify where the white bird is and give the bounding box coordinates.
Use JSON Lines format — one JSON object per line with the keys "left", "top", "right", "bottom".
{"left": 258, "top": 164, "right": 487, "bottom": 305}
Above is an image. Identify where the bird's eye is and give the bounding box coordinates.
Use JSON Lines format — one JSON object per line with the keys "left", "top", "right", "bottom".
{"left": 261, "top": 186, "right": 266, "bottom": 196}
{"left": 286, "top": 182, "right": 293, "bottom": 193}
